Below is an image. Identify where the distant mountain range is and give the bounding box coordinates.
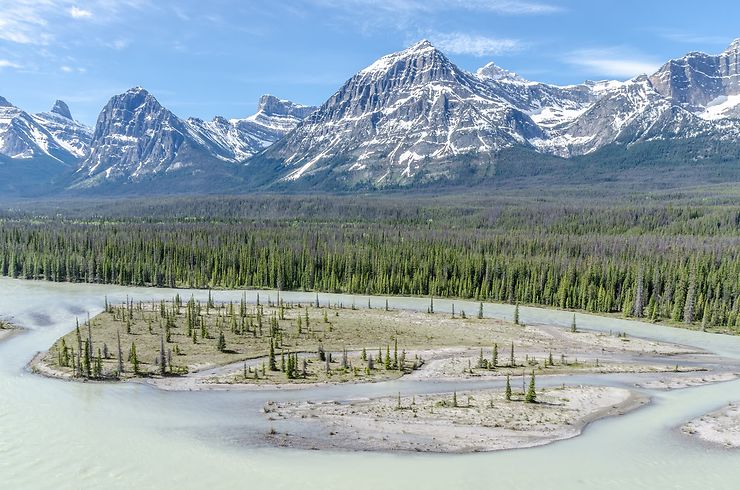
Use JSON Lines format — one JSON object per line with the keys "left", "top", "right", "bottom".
{"left": 2, "top": 38, "right": 740, "bottom": 195}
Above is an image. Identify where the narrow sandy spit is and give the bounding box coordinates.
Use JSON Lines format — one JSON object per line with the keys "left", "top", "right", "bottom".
{"left": 265, "top": 385, "right": 649, "bottom": 453}
{"left": 682, "top": 402, "right": 740, "bottom": 448}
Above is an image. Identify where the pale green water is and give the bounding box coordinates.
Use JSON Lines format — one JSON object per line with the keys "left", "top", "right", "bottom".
{"left": 1, "top": 277, "right": 739, "bottom": 490}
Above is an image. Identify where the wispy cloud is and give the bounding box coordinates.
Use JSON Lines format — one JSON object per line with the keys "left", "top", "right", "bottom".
{"left": 107, "top": 38, "right": 130, "bottom": 50}
{"left": 310, "top": 0, "right": 561, "bottom": 15}
{"left": 68, "top": 6, "right": 93, "bottom": 19}
{"left": 0, "top": 0, "right": 149, "bottom": 45}
{"left": 429, "top": 33, "right": 521, "bottom": 56}
{"left": 303, "top": 0, "right": 561, "bottom": 32}
{"left": 565, "top": 47, "right": 661, "bottom": 78}
{"left": 60, "top": 64, "right": 86, "bottom": 73}
{"left": 0, "top": 59, "right": 22, "bottom": 69}
{"left": 655, "top": 31, "right": 732, "bottom": 46}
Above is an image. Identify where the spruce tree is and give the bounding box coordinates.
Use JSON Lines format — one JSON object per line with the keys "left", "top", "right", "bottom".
{"left": 130, "top": 342, "right": 139, "bottom": 375}
{"left": 505, "top": 375, "right": 512, "bottom": 401}
{"left": 116, "top": 330, "right": 123, "bottom": 376}
{"left": 159, "top": 336, "right": 167, "bottom": 375}
{"left": 83, "top": 340, "right": 91, "bottom": 378}
{"left": 510, "top": 342, "right": 515, "bottom": 367}
{"left": 525, "top": 371, "right": 537, "bottom": 403}
{"left": 269, "top": 338, "right": 277, "bottom": 371}
{"left": 478, "top": 302, "right": 484, "bottom": 319}
{"left": 514, "top": 303, "right": 520, "bottom": 325}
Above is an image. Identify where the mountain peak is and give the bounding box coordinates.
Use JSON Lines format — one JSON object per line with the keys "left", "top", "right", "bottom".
{"left": 476, "top": 62, "right": 525, "bottom": 82}
{"left": 124, "top": 86, "right": 150, "bottom": 96}
{"left": 725, "top": 38, "right": 740, "bottom": 53}
{"left": 256, "top": 94, "right": 312, "bottom": 117}
{"left": 0, "top": 96, "right": 14, "bottom": 108}
{"left": 358, "top": 39, "right": 449, "bottom": 77}
{"left": 51, "top": 100, "right": 73, "bottom": 119}
{"left": 408, "top": 39, "right": 434, "bottom": 51}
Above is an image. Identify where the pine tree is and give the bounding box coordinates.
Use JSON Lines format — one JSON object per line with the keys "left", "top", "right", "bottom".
{"left": 684, "top": 268, "right": 696, "bottom": 324}
{"left": 159, "top": 335, "right": 166, "bottom": 375}
{"left": 95, "top": 348, "right": 102, "bottom": 378}
{"left": 116, "top": 330, "right": 123, "bottom": 376}
{"left": 492, "top": 343, "right": 498, "bottom": 367}
{"left": 505, "top": 375, "right": 512, "bottom": 401}
{"left": 525, "top": 371, "right": 537, "bottom": 403}
{"left": 633, "top": 268, "right": 644, "bottom": 318}
{"left": 269, "top": 338, "right": 277, "bottom": 371}
{"left": 509, "top": 342, "right": 515, "bottom": 367}
{"left": 130, "top": 342, "right": 139, "bottom": 375}
{"left": 514, "top": 303, "right": 520, "bottom": 325}
{"left": 83, "top": 340, "right": 91, "bottom": 378}
{"left": 217, "top": 330, "right": 226, "bottom": 352}
{"left": 478, "top": 302, "right": 484, "bottom": 319}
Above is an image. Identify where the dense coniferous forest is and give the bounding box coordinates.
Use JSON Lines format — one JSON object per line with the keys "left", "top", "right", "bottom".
{"left": 1, "top": 185, "right": 738, "bottom": 333}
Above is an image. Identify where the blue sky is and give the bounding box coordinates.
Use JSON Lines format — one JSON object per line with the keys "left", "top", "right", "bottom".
{"left": 1, "top": 0, "right": 738, "bottom": 125}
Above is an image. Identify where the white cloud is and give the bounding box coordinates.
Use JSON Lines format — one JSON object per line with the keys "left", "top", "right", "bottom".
{"left": 68, "top": 6, "right": 93, "bottom": 19}
{"left": 0, "top": 0, "right": 149, "bottom": 45}
{"left": 565, "top": 48, "right": 661, "bottom": 78}
{"left": 304, "top": 0, "right": 560, "bottom": 32}
{"left": 0, "top": 59, "right": 22, "bottom": 69}
{"left": 109, "top": 38, "right": 130, "bottom": 50}
{"left": 656, "top": 31, "right": 731, "bottom": 46}
{"left": 430, "top": 33, "right": 521, "bottom": 56}
{"left": 310, "top": 0, "right": 561, "bottom": 15}
{"left": 60, "top": 65, "right": 73, "bottom": 72}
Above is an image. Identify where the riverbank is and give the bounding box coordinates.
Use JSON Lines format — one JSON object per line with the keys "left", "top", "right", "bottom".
{"left": 266, "top": 385, "right": 649, "bottom": 453}
{"left": 682, "top": 403, "right": 740, "bottom": 448}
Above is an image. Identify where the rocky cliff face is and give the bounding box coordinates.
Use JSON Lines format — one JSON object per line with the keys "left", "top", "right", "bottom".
{"left": 650, "top": 39, "right": 740, "bottom": 118}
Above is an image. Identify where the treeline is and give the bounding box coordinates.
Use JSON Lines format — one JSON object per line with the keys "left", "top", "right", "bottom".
{"left": 1, "top": 201, "right": 738, "bottom": 332}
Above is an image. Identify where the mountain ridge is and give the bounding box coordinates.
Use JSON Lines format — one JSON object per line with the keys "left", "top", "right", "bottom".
{"left": 1, "top": 38, "right": 739, "bottom": 195}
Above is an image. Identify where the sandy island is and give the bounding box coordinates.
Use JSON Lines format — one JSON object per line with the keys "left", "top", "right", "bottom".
{"left": 682, "top": 402, "right": 740, "bottom": 448}
{"left": 266, "top": 385, "right": 648, "bottom": 453}
{"left": 30, "top": 298, "right": 714, "bottom": 392}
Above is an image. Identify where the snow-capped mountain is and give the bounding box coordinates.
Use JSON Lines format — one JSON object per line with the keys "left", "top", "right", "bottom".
{"left": 255, "top": 38, "right": 740, "bottom": 187}
{"left": 2, "top": 37, "right": 739, "bottom": 194}
{"left": 75, "top": 87, "right": 316, "bottom": 186}
{"left": 0, "top": 96, "right": 90, "bottom": 164}
{"left": 261, "top": 40, "right": 543, "bottom": 185}
{"left": 185, "top": 95, "right": 317, "bottom": 162}
{"left": 32, "top": 100, "right": 92, "bottom": 160}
